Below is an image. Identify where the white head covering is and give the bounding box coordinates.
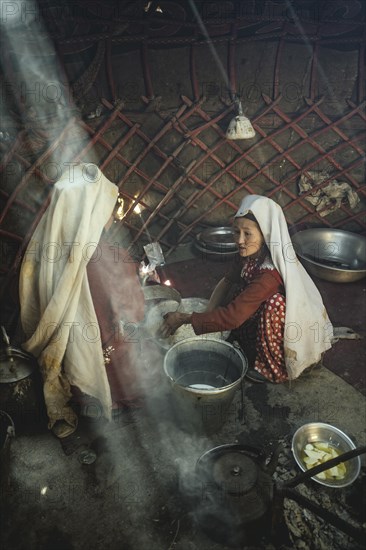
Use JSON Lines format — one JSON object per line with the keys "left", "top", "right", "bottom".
{"left": 19, "top": 163, "right": 118, "bottom": 428}
{"left": 235, "top": 194, "right": 333, "bottom": 379}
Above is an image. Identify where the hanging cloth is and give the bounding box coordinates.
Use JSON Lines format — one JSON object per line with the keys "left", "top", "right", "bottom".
{"left": 19, "top": 163, "right": 118, "bottom": 429}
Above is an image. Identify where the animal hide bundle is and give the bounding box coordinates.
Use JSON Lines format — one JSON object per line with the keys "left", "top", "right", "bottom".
{"left": 298, "top": 171, "right": 359, "bottom": 217}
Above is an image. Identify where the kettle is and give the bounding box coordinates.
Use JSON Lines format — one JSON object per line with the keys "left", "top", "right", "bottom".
{"left": 193, "top": 443, "right": 278, "bottom": 547}
{"left": 0, "top": 326, "right": 45, "bottom": 427}
{"left": 191, "top": 443, "right": 366, "bottom": 547}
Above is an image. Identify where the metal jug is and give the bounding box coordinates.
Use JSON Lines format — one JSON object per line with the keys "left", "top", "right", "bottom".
{"left": 0, "top": 327, "right": 45, "bottom": 427}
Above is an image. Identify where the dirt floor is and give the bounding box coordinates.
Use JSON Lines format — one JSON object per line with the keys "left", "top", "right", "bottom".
{"left": 1, "top": 250, "right": 365, "bottom": 550}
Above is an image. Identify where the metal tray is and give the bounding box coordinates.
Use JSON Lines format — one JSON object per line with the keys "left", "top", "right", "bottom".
{"left": 196, "top": 227, "right": 236, "bottom": 251}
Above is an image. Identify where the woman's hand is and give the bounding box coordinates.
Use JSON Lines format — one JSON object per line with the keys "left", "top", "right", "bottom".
{"left": 160, "top": 312, "right": 192, "bottom": 338}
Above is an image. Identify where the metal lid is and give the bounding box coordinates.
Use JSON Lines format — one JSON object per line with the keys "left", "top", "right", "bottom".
{"left": 0, "top": 348, "right": 35, "bottom": 383}
{"left": 212, "top": 451, "right": 258, "bottom": 495}
{"left": 196, "top": 445, "right": 272, "bottom": 524}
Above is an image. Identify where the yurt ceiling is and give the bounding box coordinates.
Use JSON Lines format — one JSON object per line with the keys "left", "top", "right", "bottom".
{"left": 0, "top": 0, "right": 365, "bottom": 330}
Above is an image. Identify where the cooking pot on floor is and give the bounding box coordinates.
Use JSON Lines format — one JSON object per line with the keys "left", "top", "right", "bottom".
{"left": 189, "top": 443, "right": 366, "bottom": 547}
{"left": 164, "top": 338, "right": 247, "bottom": 434}
{"left": 0, "top": 327, "right": 45, "bottom": 428}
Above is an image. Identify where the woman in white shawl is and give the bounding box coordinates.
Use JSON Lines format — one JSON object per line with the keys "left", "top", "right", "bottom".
{"left": 162, "top": 194, "right": 333, "bottom": 383}
{"left": 19, "top": 164, "right": 145, "bottom": 437}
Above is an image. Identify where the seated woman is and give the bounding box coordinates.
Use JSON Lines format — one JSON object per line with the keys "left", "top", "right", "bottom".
{"left": 19, "top": 163, "right": 145, "bottom": 438}
{"left": 161, "top": 194, "right": 333, "bottom": 383}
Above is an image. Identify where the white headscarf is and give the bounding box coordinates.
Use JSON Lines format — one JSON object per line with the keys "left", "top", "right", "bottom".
{"left": 235, "top": 194, "right": 333, "bottom": 379}
{"left": 19, "top": 163, "right": 118, "bottom": 428}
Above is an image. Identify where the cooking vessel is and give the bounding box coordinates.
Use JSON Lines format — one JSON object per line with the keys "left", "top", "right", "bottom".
{"left": 191, "top": 443, "right": 366, "bottom": 547}
{"left": 196, "top": 227, "right": 237, "bottom": 251}
{"left": 143, "top": 299, "right": 183, "bottom": 350}
{"left": 142, "top": 284, "right": 182, "bottom": 305}
{"left": 169, "top": 298, "right": 230, "bottom": 347}
{"left": 0, "top": 327, "right": 45, "bottom": 426}
{"left": 164, "top": 338, "right": 247, "bottom": 434}
{"left": 291, "top": 228, "right": 366, "bottom": 283}
{"left": 291, "top": 422, "right": 361, "bottom": 488}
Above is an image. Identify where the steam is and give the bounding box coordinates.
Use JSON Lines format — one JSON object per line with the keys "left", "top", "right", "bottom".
{"left": 0, "top": 4, "right": 238, "bottom": 540}
{"left": 0, "top": 0, "right": 88, "bottom": 170}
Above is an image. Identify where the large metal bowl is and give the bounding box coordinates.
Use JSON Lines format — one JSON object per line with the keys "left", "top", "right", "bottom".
{"left": 291, "top": 228, "right": 366, "bottom": 283}
{"left": 142, "top": 284, "right": 182, "bottom": 304}
{"left": 144, "top": 297, "right": 230, "bottom": 350}
{"left": 291, "top": 422, "right": 361, "bottom": 488}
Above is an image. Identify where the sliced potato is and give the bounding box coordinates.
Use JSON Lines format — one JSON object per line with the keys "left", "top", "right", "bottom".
{"left": 303, "top": 456, "right": 319, "bottom": 465}
{"left": 302, "top": 441, "right": 347, "bottom": 481}
{"left": 314, "top": 442, "right": 332, "bottom": 453}
{"left": 304, "top": 448, "right": 327, "bottom": 460}
{"left": 329, "top": 466, "right": 340, "bottom": 477}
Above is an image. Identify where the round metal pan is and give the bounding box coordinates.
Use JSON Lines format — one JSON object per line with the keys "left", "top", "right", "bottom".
{"left": 194, "top": 240, "right": 238, "bottom": 259}
{"left": 196, "top": 227, "right": 236, "bottom": 251}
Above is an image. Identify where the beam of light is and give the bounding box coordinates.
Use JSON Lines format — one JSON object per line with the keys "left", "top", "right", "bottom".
{"left": 163, "top": 279, "right": 171, "bottom": 286}
{"left": 188, "top": 0, "right": 254, "bottom": 138}
{"left": 40, "top": 486, "right": 48, "bottom": 495}
{"left": 188, "top": 0, "right": 231, "bottom": 95}
{"left": 284, "top": 0, "right": 342, "bottom": 116}
{"left": 0, "top": 0, "right": 94, "bottom": 172}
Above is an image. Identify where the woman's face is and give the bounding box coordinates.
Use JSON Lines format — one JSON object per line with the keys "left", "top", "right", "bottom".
{"left": 233, "top": 217, "right": 264, "bottom": 258}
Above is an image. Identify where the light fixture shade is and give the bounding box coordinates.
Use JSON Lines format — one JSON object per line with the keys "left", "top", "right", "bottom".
{"left": 226, "top": 115, "right": 255, "bottom": 140}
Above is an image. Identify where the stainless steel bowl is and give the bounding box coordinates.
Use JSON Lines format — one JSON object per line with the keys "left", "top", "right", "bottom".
{"left": 291, "top": 228, "right": 366, "bottom": 283}
{"left": 196, "top": 227, "right": 236, "bottom": 251}
{"left": 142, "top": 284, "right": 182, "bottom": 304}
{"left": 181, "top": 297, "right": 209, "bottom": 313}
{"left": 144, "top": 297, "right": 230, "bottom": 350}
{"left": 178, "top": 298, "right": 230, "bottom": 343}
{"left": 143, "top": 300, "right": 183, "bottom": 349}
{"left": 291, "top": 422, "right": 361, "bottom": 488}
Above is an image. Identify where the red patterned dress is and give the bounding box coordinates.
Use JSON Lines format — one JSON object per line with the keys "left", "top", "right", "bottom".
{"left": 233, "top": 255, "right": 287, "bottom": 382}
{"left": 191, "top": 252, "right": 288, "bottom": 383}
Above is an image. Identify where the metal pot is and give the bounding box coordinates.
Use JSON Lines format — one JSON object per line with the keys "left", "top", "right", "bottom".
{"left": 291, "top": 228, "right": 366, "bottom": 283}
{"left": 164, "top": 337, "right": 247, "bottom": 434}
{"left": 191, "top": 443, "right": 366, "bottom": 547}
{"left": 194, "top": 444, "right": 275, "bottom": 547}
{"left": 0, "top": 328, "right": 45, "bottom": 427}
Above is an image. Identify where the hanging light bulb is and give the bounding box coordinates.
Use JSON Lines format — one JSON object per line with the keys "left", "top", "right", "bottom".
{"left": 226, "top": 100, "right": 255, "bottom": 140}
{"left": 133, "top": 202, "right": 143, "bottom": 215}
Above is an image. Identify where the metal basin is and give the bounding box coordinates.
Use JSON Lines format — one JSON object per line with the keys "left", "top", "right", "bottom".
{"left": 143, "top": 300, "right": 183, "bottom": 349}
{"left": 176, "top": 298, "right": 230, "bottom": 344}
{"left": 291, "top": 228, "right": 366, "bottom": 282}
{"left": 144, "top": 297, "right": 229, "bottom": 350}
{"left": 142, "top": 284, "right": 181, "bottom": 305}
{"left": 291, "top": 422, "right": 361, "bottom": 488}
{"left": 164, "top": 337, "right": 247, "bottom": 434}
{"left": 181, "top": 297, "right": 209, "bottom": 312}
